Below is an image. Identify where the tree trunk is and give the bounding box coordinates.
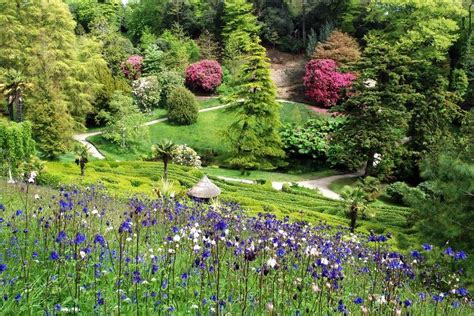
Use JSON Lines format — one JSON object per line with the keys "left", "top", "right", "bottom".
{"left": 80, "top": 160, "right": 85, "bottom": 176}
{"left": 7, "top": 102, "right": 14, "bottom": 121}
{"left": 365, "top": 153, "right": 375, "bottom": 177}
{"left": 163, "top": 158, "right": 168, "bottom": 180}
{"left": 350, "top": 206, "right": 357, "bottom": 233}
{"left": 15, "top": 97, "right": 23, "bottom": 122}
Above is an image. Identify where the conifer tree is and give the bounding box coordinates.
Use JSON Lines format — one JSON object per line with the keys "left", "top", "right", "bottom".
{"left": 226, "top": 37, "right": 285, "bottom": 171}
{"left": 332, "top": 35, "right": 420, "bottom": 177}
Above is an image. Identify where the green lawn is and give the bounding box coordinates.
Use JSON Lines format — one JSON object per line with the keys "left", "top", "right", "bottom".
{"left": 88, "top": 100, "right": 321, "bottom": 163}
{"left": 328, "top": 177, "right": 359, "bottom": 194}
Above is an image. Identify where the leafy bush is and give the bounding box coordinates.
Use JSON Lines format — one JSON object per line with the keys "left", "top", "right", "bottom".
{"left": 121, "top": 55, "right": 143, "bottom": 80}
{"left": 167, "top": 86, "right": 199, "bottom": 125}
{"left": 158, "top": 71, "right": 185, "bottom": 108}
{"left": 132, "top": 76, "right": 162, "bottom": 111}
{"left": 185, "top": 60, "right": 223, "bottom": 93}
{"left": 280, "top": 117, "right": 344, "bottom": 160}
{"left": 313, "top": 30, "right": 361, "bottom": 66}
{"left": 303, "top": 59, "right": 356, "bottom": 107}
{"left": 171, "top": 144, "right": 202, "bottom": 168}
{"left": 386, "top": 182, "right": 426, "bottom": 206}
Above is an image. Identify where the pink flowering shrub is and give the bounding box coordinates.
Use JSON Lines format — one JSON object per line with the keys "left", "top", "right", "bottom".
{"left": 185, "top": 60, "right": 222, "bottom": 93}
{"left": 121, "top": 55, "right": 144, "bottom": 80}
{"left": 304, "top": 59, "right": 356, "bottom": 108}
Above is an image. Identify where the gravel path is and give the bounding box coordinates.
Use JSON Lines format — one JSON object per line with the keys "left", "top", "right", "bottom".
{"left": 73, "top": 104, "right": 229, "bottom": 160}
{"left": 217, "top": 171, "right": 364, "bottom": 200}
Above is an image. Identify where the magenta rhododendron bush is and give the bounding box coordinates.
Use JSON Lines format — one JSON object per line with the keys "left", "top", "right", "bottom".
{"left": 304, "top": 59, "right": 356, "bottom": 108}
{"left": 121, "top": 55, "right": 144, "bottom": 80}
{"left": 185, "top": 60, "right": 223, "bottom": 92}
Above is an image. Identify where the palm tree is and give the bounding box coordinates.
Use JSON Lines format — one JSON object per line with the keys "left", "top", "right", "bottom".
{"left": 0, "top": 69, "right": 28, "bottom": 122}
{"left": 340, "top": 186, "right": 368, "bottom": 233}
{"left": 152, "top": 139, "right": 176, "bottom": 180}
{"left": 74, "top": 144, "right": 89, "bottom": 177}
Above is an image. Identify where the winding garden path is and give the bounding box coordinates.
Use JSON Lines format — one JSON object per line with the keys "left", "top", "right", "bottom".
{"left": 73, "top": 102, "right": 358, "bottom": 200}
{"left": 73, "top": 104, "right": 228, "bottom": 160}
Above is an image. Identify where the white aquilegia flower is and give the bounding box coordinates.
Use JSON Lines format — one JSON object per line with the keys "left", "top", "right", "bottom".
{"left": 173, "top": 235, "right": 181, "bottom": 242}
{"left": 267, "top": 257, "right": 277, "bottom": 268}
{"left": 320, "top": 258, "right": 329, "bottom": 266}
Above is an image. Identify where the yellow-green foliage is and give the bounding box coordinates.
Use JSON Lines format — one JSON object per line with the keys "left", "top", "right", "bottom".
{"left": 42, "top": 161, "right": 413, "bottom": 238}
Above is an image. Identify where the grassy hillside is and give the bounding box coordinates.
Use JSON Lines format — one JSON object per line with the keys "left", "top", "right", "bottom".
{"left": 41, "top": 161, "right": 417, "bottom": 249}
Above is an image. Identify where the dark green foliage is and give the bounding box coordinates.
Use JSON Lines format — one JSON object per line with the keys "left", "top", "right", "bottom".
{"left": 386, "top": 181, "right": 425, "bottom": 206}
{"left": 416, "top": 110, "right": 474, "bottom": 254}
{"left": 167, "top": 87, "right": 199, "bottom": 125}
{"left": 332, "top": 35, "right": 421, "bottom": 177}
{"left": 226, "top": 38, "right": 285, "bottom": 170}
{"left": 280, "top": 117, "right": 343, "bottom": 160}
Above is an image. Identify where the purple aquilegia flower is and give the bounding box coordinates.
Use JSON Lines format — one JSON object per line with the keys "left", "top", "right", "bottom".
{"left": 0, "top": 264, "right": 6, "bottom": 273}
{"left": 276, "top": 248, "right": 286, "bottom": 257}
{"left": 0, "top": 204, "right": 5, "bottom": 211}
{"left": 454, "top": 251, "right": 467, "bottom": 261}
{"left": 214, "top": 220, "right": 228, "bottom": 231}
{"left": 15, "top": 210, "right": 22, "bottom": 217}
{"left": 132, "top": 270, "right": 142, "bottom": 284}
{"left": 119, "top": 220, "right": 132, "bottom": 234}
{"left": 55, "top": 231, "right": 67, "bottom": 243}
{"left": 404, "top": 299, "right": 412, "bottom": 307}
{"left": 93, "top": 234, "right": 106, "bottom": 247}
{"left": 74, "top": 232, "right": 86, "bottom": 245}
{"left": 353, "top": 297, "right": 363, "bottom": 305}
{"left": 422, "top": 243, "right": 432, "bottom": 251}
{"left": 50, "top": 251, "right": 60, "bottom": 261}
{"left": 456, "top": 288, "right": 468, "bottom": 296}
{"left": 444, "top": 247, "right": 455, "bottom": 257}
{"left": 337, "top": 300, "right": 347, "bottom": 313}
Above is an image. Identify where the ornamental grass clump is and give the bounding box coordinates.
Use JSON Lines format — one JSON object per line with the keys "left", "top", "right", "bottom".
{"left": 185, "top": 60, "right": 223, "bottom": 93}
{"left": 0, "top": 185, "right": 472, "bottom": 315}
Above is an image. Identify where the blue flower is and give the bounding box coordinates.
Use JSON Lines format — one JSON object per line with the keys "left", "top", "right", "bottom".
{"left": 93, "top": 234, "right": 106, "bottom": 247}
{"left": 50, "top": 251, "right": 60, "bottom": 261}
{"left": 404, "top": 299, "right": 412, "bottom": 307}
{"left": 214, "top": 220, "right": 228, "bottom": 231}
{"left": 181, "top": 273, "right": 188, "bottom": 280}
{"left": 15, "top": 210, "right": 22, "bottom": 217}
{"left": 0, "top": 204, "right": 5, "bottom": 211}
{"left": 451, "top": 301, "right": 460, "bottom": 308}
{"left": 119, "top": 220, "right": 132, "bottom": 234}
{"left": 0, "top": 264, "right": 6, "bottom": 273}
{"left": 422, "top": 243, "right": 432, "bottom": 251}
{"left": 74, "top": 232, "right": 86, "bottom": 245}
{"left": 432, "top": 294, "right": 444, "bottom": 303}
{"left": 444, "top": 247, "right": 455, "bottom": 257}
{"left": 14, "top": 293, "right": 21, "bottom": 302}
{"left": 54, "top": 304, "right": 61, "bottom": 311}
{"left": 337, "top": 300, "right": 347, "bottom": 313}
{"left": 55, "top": 231, "right": 67, "bottom": 243}
{"left": 353, "top": 297, "right": 363, "bottom": 304}
{"left": 132, "top": 270, "right": 142, "bottom": 283}
{"left": 456, "top": 288, "right": 468, "bottom": 296}
{"left": 454, "top": 251, "right": 467, "bottom": 261}
{"left": 410, "top": 250, "right": 422, "bottom": 259}
{"left": 276, "top": 248, "right": 286, "bottom": 257}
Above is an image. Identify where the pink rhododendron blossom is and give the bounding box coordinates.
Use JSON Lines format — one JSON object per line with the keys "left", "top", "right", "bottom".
{"left": 304, "top": 59, "right": 356, "bottom": 108}
{"left": 121, "top": 55, "right": 144, "bottom": 80}
{"left": 185, "top": 60, "right": 222, "bottom": 92}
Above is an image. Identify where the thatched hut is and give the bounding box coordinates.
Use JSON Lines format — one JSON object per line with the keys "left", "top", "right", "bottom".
{"left": 188, "top": 175, "right": 221, "bottom": 200}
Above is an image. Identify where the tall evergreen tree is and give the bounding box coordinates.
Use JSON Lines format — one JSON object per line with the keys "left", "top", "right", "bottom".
{"left": 332, "top": 35, "right": 421, "bottom": 177}
{"left": 226, "top": 37, "right": 285, "bottom": 171}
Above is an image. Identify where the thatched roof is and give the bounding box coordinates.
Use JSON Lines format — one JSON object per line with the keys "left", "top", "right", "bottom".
{"left": 188, "top": 175, "right": 221, "bottom": 199}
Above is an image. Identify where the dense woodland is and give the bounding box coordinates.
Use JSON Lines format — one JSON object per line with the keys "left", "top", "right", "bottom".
{"left": 0, "top": 0, "right": 473, "bottom": 314}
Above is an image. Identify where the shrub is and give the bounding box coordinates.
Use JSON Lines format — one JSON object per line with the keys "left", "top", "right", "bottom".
{"left": 167, "top": 86, "right": 199, "bottom": 125}
{"left": 121, "top": 55, "right": 143, "bottom": 80}
{"left": 280, "top": 117, "right": 344, "bottom": 160}
{"left": 313, "top": 30, "right": 361, "bottom": 66}
{"left": 159, "top": 71, "right": 185, "bottom": 108}
{"left": 132, "top": 76, "right": 162, "bottom": 111}
{"left": 386, "top": 182, "right": 425, "bottom": 206}
{"left": 303, "top": 59, "right": 356, "bottom": 107}
{"left": 171, "top": 144, "right": 202, "bottom": 168}
{"left": 185, "top": 60, "right": 223, "bottom": 93}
